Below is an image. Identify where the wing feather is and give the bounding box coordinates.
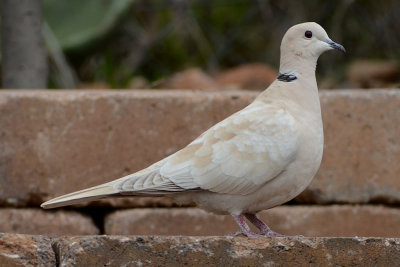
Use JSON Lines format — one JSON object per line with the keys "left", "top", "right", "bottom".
{"left": 159, "top": 100, "right": 299, "bottom": 195}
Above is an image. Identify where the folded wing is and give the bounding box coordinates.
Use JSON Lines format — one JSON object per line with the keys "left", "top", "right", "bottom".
{"left": 117, "top": 100, "right": 299, "bottom": 195}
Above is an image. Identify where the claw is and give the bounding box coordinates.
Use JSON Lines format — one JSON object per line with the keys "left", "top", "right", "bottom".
{"left": 260, "top": 231, "right": 285, "bottom": 237}
{"left": 225, "top": 231, "right": 243, "bottom": 237}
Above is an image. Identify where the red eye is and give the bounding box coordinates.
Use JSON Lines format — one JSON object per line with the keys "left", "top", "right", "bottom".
{"left": 305, "top": 30, "right": 312, "bottom": 38}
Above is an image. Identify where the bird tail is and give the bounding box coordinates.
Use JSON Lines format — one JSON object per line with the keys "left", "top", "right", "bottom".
{"left": 40, "top": 182, "right": 119, "bottom": 209}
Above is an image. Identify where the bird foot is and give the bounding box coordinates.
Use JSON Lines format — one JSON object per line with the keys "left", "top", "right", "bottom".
{"left": 259, "top": 230, "right": 285, "bottom": 237}
{"left": 225, "top": 231, "right": 243, "bottom": 237}
{"left": 262, "top": 232, "right": 306, "bottom": 239}
{"left": 227, "top": 230, "right": 283, "bottom": 238}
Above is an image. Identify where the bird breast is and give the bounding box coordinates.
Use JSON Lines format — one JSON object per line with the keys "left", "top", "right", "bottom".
{"left": 174, "top": 101, "right": 324, "bottom": 215}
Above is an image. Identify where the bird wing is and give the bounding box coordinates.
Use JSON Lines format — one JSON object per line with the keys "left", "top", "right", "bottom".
{"left": 116, "top": 100, "right": 300, "bottom": 196}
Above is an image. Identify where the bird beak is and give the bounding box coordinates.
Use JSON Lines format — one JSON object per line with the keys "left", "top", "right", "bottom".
{"left": 326, "top": 39, "right": 346, "bottom": 53}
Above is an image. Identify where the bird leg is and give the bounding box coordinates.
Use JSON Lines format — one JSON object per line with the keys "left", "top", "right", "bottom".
{"left": 231, "top": 215, "right": 262, "bottom": 238}
{"left": 244, "top": 213, "right": 284, "bottom": 237}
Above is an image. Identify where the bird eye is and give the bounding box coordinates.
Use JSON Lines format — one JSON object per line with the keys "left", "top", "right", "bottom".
{"left": 305, "top": 30, "right": 312, "bottom": 38}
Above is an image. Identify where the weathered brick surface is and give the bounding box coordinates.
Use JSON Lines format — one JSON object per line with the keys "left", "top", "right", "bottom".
{"left": 0, "top": 233, "right": 55, "bottom": 266}
{"left": 0, "top": 90, "right": 399, "bottom": 207}
{"left": 104, "top": 205, "right": 400, "bottom": 237}
{"left": 0, "top": 208, "right": 99, "bottom": 236}
{"left": 53, "top": 235, "right": 400, "bottom": 266}
{"left": 0, "top": 234, "right": 399, "bottom": 266}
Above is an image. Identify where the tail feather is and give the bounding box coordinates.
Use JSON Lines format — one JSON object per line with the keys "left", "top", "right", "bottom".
{"left": 41, "top": 182, "right": 119, "bottom": 209}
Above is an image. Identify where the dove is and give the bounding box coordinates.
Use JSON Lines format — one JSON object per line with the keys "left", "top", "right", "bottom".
{"left": 41, "top": 22, "right": 345, "bottom": 238}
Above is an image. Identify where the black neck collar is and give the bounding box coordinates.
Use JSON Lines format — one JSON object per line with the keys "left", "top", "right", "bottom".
{"left": 277, "top": 72, "right": 297, "bottom": 82}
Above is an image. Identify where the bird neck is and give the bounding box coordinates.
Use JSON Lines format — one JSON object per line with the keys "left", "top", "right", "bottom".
{"left": 257, "top": 55, "right": 321, "bottom": 115}
{"left": 279, "top": 55, "right": 318, "bottom": 80}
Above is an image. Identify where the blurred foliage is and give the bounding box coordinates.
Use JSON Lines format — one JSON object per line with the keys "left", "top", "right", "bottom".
{"left": 44, "top": 0, "right": 133, "bottom": 51}
{"left": 43, "top": 0, "right": 400, "bottom": 88}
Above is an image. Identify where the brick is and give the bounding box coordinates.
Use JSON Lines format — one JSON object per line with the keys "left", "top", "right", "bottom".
{"left": 304, "top": 90, "right": 400, "bottom": 204}
{"left": 0, "top": 208, "right": 99, "bottom": 236}
{"left": 0, "top": 89, "right": 399, "bottom": 207}
{"left": 0, "top": 233, "right": 55, "bottom": 266}
{"left": 104, "top": 206, "right": 400, "bottom": 237}
{"left": 53, "top": 235, "right": 400, "bottom": 266}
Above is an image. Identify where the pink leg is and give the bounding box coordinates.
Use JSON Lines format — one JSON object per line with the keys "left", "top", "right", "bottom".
{"left": 232, "top": 215, "right": 262, "bottom": 238}
{"left": 244, "top": 213, "right": 284, "bottom": 237}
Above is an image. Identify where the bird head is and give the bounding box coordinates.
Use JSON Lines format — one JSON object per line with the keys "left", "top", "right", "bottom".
{"left": 281, "top": 22, "right": 345, "bottom": 58}
{"left": 279, "top": 22, "right": 345, "bottom": 74}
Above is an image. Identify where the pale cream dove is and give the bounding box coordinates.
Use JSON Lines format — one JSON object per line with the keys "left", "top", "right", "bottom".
{"left": 41, "top": 22, "right": 345, "bottom": 237}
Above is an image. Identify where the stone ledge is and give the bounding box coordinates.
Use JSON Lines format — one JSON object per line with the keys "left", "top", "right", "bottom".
{"left": 2, "top": 234, "right": 399, "bottom": 266}
{"left": 0, "top": 89, "right": 399, "bottom": 207}
{"left": 53, "top": 236, "right": 400, "bottom": 266}
{"left": 0, "top": 233, "right": 55, "bottom": 266}
{"left": 104, "top": 205, "right": 400, "bottom": 237}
